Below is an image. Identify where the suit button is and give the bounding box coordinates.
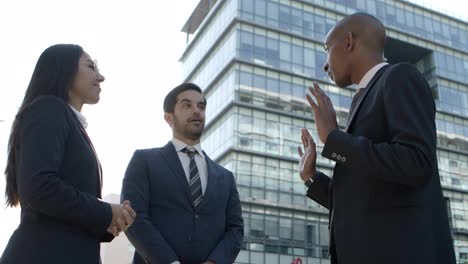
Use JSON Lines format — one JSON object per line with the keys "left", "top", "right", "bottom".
{"left": 331, "top": 152, "right": 337, "bottom": 158}
{"left": 336, "top": 154, "right": 341, "bottom": 160}
{"left": 342, "top": 156, "right": 347, "bottom": 162}
{"left": 195, "top": 214, "right": 199, "bottom": 219}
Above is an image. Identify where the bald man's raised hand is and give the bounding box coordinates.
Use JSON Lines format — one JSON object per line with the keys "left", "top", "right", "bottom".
{"left": 306, "top": 82, "right": 339, "bottom": 144}
{"left": 297, "top": 128, "right": 317, "bottom": 182}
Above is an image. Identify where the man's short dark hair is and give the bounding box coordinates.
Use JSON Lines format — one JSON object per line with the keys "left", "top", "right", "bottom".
{"left": 163, "top": 83, "right": 206, "bottom": 113}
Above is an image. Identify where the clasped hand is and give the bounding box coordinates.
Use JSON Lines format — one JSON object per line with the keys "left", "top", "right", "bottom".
{"left": 107, "top": 200, "right": 136, "bottom": 236}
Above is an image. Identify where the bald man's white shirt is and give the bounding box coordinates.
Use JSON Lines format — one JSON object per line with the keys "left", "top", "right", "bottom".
{"left": 357, "top": 62, "right": 388, "bottom": 91}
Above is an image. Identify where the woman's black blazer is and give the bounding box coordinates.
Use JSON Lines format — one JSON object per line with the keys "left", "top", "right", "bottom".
{"left": 1, "top": 96, "right": 113, "bottom": 264}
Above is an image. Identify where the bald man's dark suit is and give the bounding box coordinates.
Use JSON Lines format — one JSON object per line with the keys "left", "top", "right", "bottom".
{"left": 307, "top": 63, "right": 455, "bottom": 264}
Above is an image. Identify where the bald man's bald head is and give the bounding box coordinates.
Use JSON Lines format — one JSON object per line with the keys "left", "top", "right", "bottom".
{"left": 332, "top": 12, "right": 386, "bottom": 56}
{"left": 322, "top": 13, "right": 386, "bottom": 87}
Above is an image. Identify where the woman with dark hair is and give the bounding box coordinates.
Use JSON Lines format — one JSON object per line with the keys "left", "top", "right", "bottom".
{"left": 1, "top": 44, "right": 136, "bottom": 264}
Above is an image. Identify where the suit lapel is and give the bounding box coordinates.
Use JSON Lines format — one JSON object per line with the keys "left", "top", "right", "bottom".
{"left": 78, "top": 126, "right": 103, "bottom": 198}
{"left": 197, "top": 152, "right": 217, "bottom": 209}
{"left": 345, "top": 65, "right": 390, "bottom": 132}
{"left": 160, "top": 142, "right": 193, "bottom": 203}
{"left": 67, "top": 107, "right": 103, "bottom": 198}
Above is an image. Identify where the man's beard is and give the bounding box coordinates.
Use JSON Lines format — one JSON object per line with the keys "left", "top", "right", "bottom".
{"left": 181, "top": 125, "right": 204, "bottom": 140}
{"left": 173, "top": 117, "right": 204, "bottom": 140}
{"left": 174, "top": 116, "right": 205, "bottom": 140}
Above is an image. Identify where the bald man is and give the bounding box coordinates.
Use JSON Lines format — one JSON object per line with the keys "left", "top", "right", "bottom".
{"left": 297, "top": 13, "right": 455, "bottom": 264}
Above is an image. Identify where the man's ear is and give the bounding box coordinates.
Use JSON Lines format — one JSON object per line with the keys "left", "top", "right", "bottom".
{"left": 164, "top": 112, "right": 173, "bottom": 128}
{"left": 346, "top": 31, "right": 355, "bottom": 52}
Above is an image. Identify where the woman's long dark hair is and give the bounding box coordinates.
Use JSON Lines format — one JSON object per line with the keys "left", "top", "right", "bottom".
{"left": 5, "top": 44, "right": 83, "bottom": 207}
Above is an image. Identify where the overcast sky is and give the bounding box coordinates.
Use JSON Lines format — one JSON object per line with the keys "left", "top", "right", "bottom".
{"left": 0, "top": 0, "right": 467, "bottom": 255}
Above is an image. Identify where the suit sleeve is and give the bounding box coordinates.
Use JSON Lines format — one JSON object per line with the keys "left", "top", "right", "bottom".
{"left": 207, "top": 172, "right": 244, "bottom": 264}
{"left": 322, "top": 64, "right": 436, "bottom": 187}
{"left": 122, "top": 150, "right": 179, "bottom": 264}
{"left": 17, "top": 96, "right": 112, "bottom": 238}
{"left": 306, "top": 172, "right": 331, "bottom": 209}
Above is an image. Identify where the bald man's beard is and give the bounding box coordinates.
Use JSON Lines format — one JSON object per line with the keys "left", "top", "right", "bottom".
{"left": 335, "top": 78, "right": 353, "bottom": 88}
{"left": 331, "top": 67, "right": 353, "bottom": 88}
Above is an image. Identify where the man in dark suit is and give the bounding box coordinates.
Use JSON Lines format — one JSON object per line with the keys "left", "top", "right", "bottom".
{"left": 121, "top": 83, "right": 244, "bottom": 264}
{"left": 297, "top": 13, "right": 455, "bottom": 264}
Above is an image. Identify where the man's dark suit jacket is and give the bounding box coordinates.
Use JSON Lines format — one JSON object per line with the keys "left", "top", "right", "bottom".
{"left": 0, "top": 96, "right": 113, "bottom": 264}
{"left": 307, "top": 64, "right": 456, "bottom": 264}
{"left": 121, "top": 142, "right": 243, "bottom": 264}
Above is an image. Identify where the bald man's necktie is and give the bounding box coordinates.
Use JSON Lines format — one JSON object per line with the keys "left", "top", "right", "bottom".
{"left": 182, "top": 147, "right": 203, "bottom": 207}
{"left": 346, "top": 87, "right": 366, "bottom": 127}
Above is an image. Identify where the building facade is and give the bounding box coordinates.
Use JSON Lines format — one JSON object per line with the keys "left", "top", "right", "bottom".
{"left": 180, "top": 0, "right": 468, "bottom": 263}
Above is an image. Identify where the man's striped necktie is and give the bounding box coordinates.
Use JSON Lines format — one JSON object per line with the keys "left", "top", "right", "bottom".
{"left": 182, "top": 147, "right": 203, "bottom": 207}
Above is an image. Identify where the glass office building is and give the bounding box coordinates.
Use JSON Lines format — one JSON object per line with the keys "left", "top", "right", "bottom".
{"left": 180, "top": 0, "right": 468, "bottom": 263}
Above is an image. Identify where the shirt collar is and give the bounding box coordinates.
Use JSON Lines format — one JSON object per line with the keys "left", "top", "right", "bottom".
{"left": 68, "top": 105, "right": 88, "bottom": 129}
{"left": 357, "top": 62, "right": 389, "bottom": 90}
{"left": 171, "top": 138, "right": 205, "bottom": 158}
